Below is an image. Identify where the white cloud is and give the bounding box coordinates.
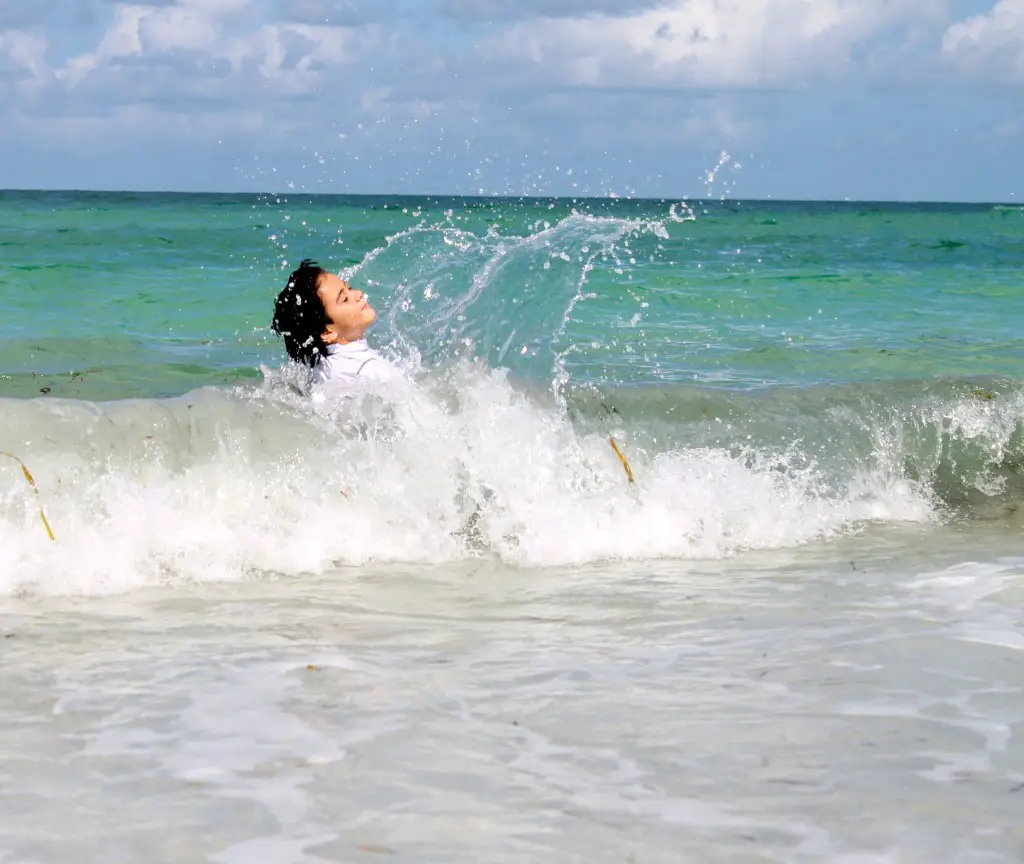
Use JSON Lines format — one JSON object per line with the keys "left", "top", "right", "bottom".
{"left": 480, "top": 0, "right": 949, "bottom": 89}
{"left": 54, "top": 0, "right": 376, "bottom": 102}
{"left": 440, "top": 0, "right": 657, "bottom": 21}
{"left": 0, "top": 0, "right": 387, "bottom": 169}
{"left": 942, "top": 0, "right": 1024, "bottom": 82}
{"left": 0, "top": 29, "right": 50, "bottom": 100}
{"left": 0, "top": 28, "right": 47, "bottom": 71}
{"left": 1, "top": 0, "right": 1011, "bottom": 134}
{"left": 279, "top": 0, "right": 383, "bottom": 26}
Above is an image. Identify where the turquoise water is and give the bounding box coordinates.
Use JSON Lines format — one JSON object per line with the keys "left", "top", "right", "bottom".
{"left": 2, "top": 192, "right": 1021, "bottom": 398}
{"left": 1, "top": 191, "right": 1024, "bottom": 862}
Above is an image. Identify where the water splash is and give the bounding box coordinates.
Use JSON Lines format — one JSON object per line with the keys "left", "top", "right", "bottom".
{"left": 341, "top": 208, "right": 670, "bottom": 392}
{"left": 6, "top": 368, "right": 994, "bottom": 596}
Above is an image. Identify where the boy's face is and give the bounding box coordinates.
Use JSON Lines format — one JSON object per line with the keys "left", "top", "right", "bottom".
{"left": 317, "top": 272, "right": 377, "bottom": 345}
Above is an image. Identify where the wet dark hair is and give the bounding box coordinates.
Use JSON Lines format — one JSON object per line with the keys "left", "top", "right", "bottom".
{"left": 271, "top": 259, "right": 329, "bottom": 367}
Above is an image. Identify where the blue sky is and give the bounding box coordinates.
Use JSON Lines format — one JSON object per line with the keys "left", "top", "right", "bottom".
{"left": 0, "top": 0, "right": 1021, "bottom": 200}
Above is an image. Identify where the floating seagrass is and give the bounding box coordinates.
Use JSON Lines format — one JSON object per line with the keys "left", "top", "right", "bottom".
{"left": 1, "top": 452, "right": 56, "bottom": 541}
{"left": 608, "top": 437, "right": 635, "bottom": 486}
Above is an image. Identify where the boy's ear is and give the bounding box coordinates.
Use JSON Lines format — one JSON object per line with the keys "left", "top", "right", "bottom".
{"left": 321, "top": 326, "right": 338, "bottom": 345}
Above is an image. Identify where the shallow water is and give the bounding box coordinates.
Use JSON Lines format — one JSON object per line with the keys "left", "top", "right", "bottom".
{"left": 3, "top": 527, "right": 1023, "bottom": 863}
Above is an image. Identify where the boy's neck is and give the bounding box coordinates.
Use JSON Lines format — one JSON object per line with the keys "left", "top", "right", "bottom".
{"left": 333, "top": 335, "right": 367, "bottom": 347}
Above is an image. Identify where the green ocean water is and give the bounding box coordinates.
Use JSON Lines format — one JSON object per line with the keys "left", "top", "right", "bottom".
{"left": 1, "top": 191, "right": 1021, "bottom": 400}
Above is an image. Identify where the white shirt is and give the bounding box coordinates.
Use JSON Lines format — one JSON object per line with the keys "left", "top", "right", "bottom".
{"left": 311, "top": 339, "right": 397, "bottom": 398}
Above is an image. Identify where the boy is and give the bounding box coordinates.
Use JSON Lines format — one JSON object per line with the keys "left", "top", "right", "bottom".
{"left": 274, "top": 261, "right": 490, "bottom": 546}
{"left": 271, "top": 258, "right": 397, "bottom": 395}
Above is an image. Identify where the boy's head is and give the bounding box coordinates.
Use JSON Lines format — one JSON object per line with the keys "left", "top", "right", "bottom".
{"left": 271, "top": 258, "right": 377, "bottom": 366}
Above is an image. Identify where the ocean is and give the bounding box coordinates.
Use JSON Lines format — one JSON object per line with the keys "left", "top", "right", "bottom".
{"left": 1, "top": 190, "right": 1023, "bottom": 862}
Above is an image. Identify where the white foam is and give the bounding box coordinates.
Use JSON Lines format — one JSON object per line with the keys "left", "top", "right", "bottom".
{"left": 0, "top": 367, "right": 936, "bottom": 596}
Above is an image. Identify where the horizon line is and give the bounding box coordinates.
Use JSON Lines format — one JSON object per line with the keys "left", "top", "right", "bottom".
{"left": 0, "top": 187, "right": 1020, "bottom": 207}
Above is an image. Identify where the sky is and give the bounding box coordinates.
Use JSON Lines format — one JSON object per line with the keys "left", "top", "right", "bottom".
{"left": 0, "top": 0, "right": 1022, "bottom": 200}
